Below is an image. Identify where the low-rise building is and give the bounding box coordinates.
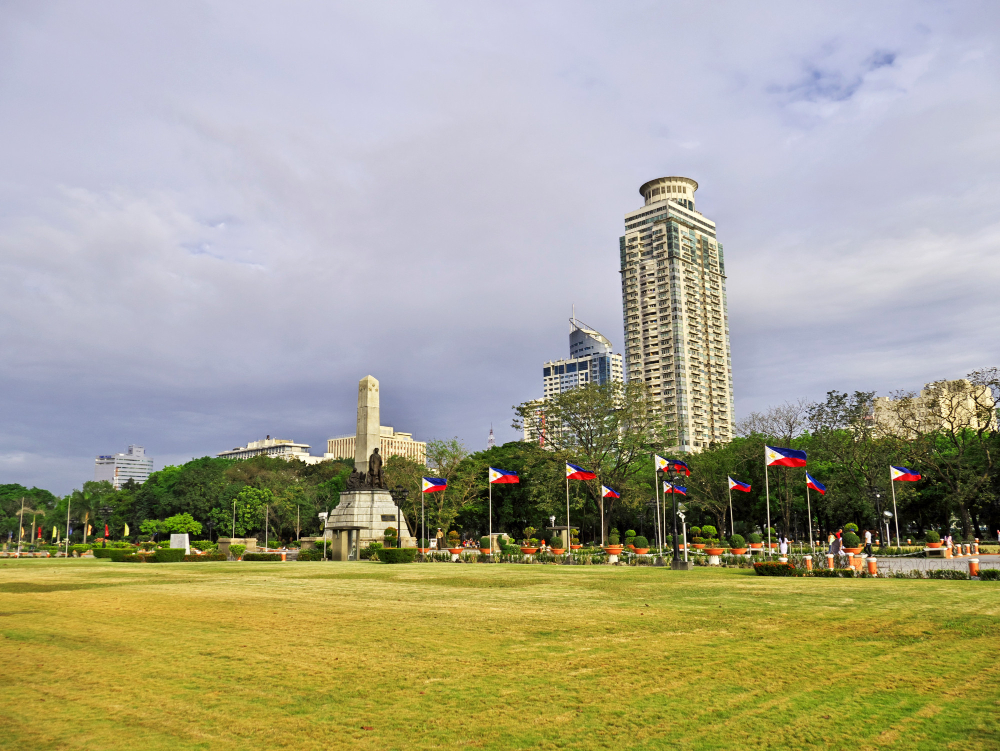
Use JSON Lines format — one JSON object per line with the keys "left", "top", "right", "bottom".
{"left": 874, "top": 379, "right": 998, "bottom": 437}
{"left": 217, "top": 436, "right": 324, "bottom": 464}
{"left": 325, "top": 426, "right": 426, "bottom": 465}
{"left": 95, "top": 445, "right": 154, "bottom": 489}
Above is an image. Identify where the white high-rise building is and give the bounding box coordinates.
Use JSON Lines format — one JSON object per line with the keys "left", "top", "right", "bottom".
{"left": 218, "top": 436, "right": 325, "bottom": 465}
{"left": 620, "top": 176, "right": 734, "bottom": 450}
{"left": 95, "top": 445, "right": 154, "bottom": 489}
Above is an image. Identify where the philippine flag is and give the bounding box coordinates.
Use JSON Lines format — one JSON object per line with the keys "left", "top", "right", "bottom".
{"left": 421, "top": 477, "right": 447, "bottom": 493}
{"left": 601, "top": 485, "right": 620, "bottom": 499}
{"left": 765, "top": 445, "right": 807, "bottom": 467}
{"left": 663, "top": 481, "right": 687, "bottom": 495}
{"left": 488, "top": 467, "right": 519, "bottom": 484}
{"left": 654, "top": 454, "right": 669, "bottom": 472}
{"left": 806, "top": 474, "right": 826, "bottom": 495}
{"left": 566, "top": 463, "right": 597, "bottom": 480}
{"left": 728, "top": 477, "right": 751, "bottom": 493}
{"left": 891, "top": 466, "right": 921, "bottom": 482}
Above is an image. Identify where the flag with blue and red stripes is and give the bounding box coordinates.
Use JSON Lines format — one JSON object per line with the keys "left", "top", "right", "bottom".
{"left": 566, "top": 463, "right": 596, "bottom": 480}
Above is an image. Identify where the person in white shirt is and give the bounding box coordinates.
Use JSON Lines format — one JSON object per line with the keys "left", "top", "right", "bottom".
{"left": 864, "top": 529, "right": 873, "bottom": 555}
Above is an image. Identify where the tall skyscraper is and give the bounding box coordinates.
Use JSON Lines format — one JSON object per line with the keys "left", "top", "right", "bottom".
{"left": 542, "top": 318, "right": 624, "bottom": 399}
{"left": 95, "top": 445, "right": 154, "bottom": 489}
{"left": 619, "top": 177, "right": 734, "bottom": 450}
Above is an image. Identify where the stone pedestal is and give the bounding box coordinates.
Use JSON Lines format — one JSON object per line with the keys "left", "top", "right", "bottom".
{"left": 323, "top": 490, "right": 414, "bottom": 560}
{"left": 218, "top": 537, "right": 258, "bottom": 558}
{"left": 670, "top": 560, "right": 694, "bottom": 570}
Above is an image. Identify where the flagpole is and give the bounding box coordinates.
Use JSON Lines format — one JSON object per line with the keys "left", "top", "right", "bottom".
{"left": 727, "top": 482, "right": 734, "bottom": 541}
{"left": 653, "top": 461, "right": 661, "bottom": 554}
{"left": 565, "top": 473, "right": 570, "bottom": 559}
{"left": 765, "top": 462, "right": 772, "bottom": 557}
{"left": 17, "top": 497, "right": 24, "bottom": 557}
{"left": 806, "top": 483, "right": 813, "bottom": 552}
{"left": 65, "top": 495, "right": 72, "bottom": 558}
{"left": 489, "top": 471, "right": 493, "bottom": 561}
{"left": 890, "top": 467, "right": 900, "bottom": 546}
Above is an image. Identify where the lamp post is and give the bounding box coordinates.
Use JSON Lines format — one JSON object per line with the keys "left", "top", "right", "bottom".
{"left": 883, "top": 510, "right": 893, "bottom": 549}
{"left": 99, "top": 505, "right": 112, "bottom": 548}
{"left": 677, "top": 503, "right": 689, "bottom": 563}
{"left": 870, "top": 487, "right": 883, "bottom": 545}
{"left": 389, "top": 486, "right": 409, "bottom": 548}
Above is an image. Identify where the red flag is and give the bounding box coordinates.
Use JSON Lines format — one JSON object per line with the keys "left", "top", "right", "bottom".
{"left": 37, "top": 526, "right": 42, "bottom": 539}
{"left": 105, "top": 524, "right": 109, "bottom": 538}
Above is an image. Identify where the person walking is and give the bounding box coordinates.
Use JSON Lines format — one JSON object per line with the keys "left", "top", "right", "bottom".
{"left": 778, "top": 534, "right": 788, "bottom": 556}
{"left": 864, "top": 529, "right": 873, "bottom": 556}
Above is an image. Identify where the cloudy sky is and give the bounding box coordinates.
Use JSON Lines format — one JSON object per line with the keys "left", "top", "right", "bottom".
{"left": 2, "top": 1, "right": 999, "bottom": 495}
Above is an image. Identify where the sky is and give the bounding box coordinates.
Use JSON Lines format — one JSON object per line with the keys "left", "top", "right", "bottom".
{"left": 2, "top": 1, "right": 999, "bottom": 495}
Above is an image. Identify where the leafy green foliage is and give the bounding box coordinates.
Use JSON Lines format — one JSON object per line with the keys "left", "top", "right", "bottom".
{"left": 243, "top": 553, "right": 283, "bottom": 561}
{"left": 729, "top": 534, "right": 746, "bottom": 548}
{"left": 153, "top": 548, "right": 185, "bottom": 563}
{"left": 925, "top": 531, "right": 941, "bottom": 543}
{"left": 229, "top": 544, "right": 246, "bottom": 558}
{"left": 753, "top": 562, "right": 802, "bottom": 576}
{"left": 379, "top": 547, "right": 418, "bottom": 563}
{"left": 632, "top": 536, "right": 648, "bottom": 548}
{"left": 843, "top": 532, "right": 861, "bottom": 548}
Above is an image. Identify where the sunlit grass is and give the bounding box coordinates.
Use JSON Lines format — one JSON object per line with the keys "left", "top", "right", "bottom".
{"left": 1, "top": 559, "right": 999, "bottom": 750}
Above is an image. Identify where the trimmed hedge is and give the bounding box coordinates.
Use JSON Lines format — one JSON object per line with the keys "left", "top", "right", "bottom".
{"left": 183, "top": 553, "right": 227, "bottom": 562}
{"left": 753, "top": 562, "right": 802, "bottom": 577}
{"left": 153, "top": 548, "right": 186, "bottom": 563}
{"left": 927, "top": 569, "right": 970, "bottom": 580}
{"left": 243, "top": 552, "right": 283, "bottom": 561}
{"left": 379, "top": 547, "right": 418, "bottom": 564}
{"left": 296, "top": 548, "right": 323, "bottom": 561}
{"left": 809, "top": 568, "right": 856, "bottom": 578}
{"left": 979, "top": 569, "right": 1000, "bottom": 581}
{"left": 122, "top": 553, "right": 155, "bottom": 563}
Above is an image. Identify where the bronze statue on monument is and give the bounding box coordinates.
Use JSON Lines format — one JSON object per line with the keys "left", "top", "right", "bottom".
{"left": 366, "top": 447, "right": 385, "bottom": 489}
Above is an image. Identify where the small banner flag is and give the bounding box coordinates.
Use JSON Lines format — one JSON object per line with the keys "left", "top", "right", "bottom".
{"left": 765, "top": 445, "right": 807, "bottom": 467}
{"left": 488, "top": 467, "right": 519, "bottom": 484}
{"left": 421, "top": 477, "right": 447, "bottom": 493}
{"left": 663, "top": 481, "right": 687, "bottom": 495}
{"left": 37, "top": 526, "right": 42, "bottom": 539}
{"left": 728, "top": 477, "right": 752, "bottom": 492}
{"left": 104, "top": 524, "right": 109, "bottom": 538}
{"left": 566, "top": 463, "right": 596, "bottom": 480}
{"left": 890, "top": 466, "right": 921, "bottom": 482}
{"left": 654, "top": 454, "right": 669, "bottom": 472}
{"left": 88, "top": 524, "right": 93, "bottom": 536}
{"left": 51, "top": 526, "right": 58, "bottom": 541}
{"left": 601, "top": 485, "right": 620, "bottom": 499}
{"left": 124, "top": 522, "right": 130, "bottom": 536}
{"left": 806, "top": 474, "right": 826, "bottom": 495}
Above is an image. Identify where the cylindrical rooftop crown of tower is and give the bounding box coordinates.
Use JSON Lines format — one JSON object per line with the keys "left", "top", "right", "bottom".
{"left": 639, "top": 176, "right": 698, "bottom": 209}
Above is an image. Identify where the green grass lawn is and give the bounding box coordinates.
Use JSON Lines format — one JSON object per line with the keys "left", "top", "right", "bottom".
{"left": 1, "top": 560, "right": 999, "bottom": 751}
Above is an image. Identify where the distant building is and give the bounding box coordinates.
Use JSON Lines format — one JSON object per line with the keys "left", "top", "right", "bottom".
{"left": 874, "top": 379, "right": 998, "bottom": 437}
{"left": 524, "top": 318, "right": 624, "bottom": 443}
{"left": 217, "top": 436, "right": 324, "bottom": 465}
{"left": 95, "top": 445, "right": 154, "bottom": 489}
{"left": 325, "top": 426, "right": 426, "bottom": 465}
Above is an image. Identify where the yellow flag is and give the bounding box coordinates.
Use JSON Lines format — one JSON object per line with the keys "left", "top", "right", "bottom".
{"left": 88, "top": 524, "right": 93, "bottom": 535}
{"left": 52, "top": 526, "right": 57, "bottom": 540}
{"left": 124, "top": 522, "right": 130, "bottom": 536}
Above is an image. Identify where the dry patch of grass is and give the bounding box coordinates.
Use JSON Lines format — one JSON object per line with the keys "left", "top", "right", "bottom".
{"left": 1, "top": 559, "right": 999, "bottom": 750}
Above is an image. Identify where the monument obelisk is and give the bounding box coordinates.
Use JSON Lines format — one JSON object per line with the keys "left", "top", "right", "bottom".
{"left": 322, "top": 375, "right": 413, "bottom": 559}
{"left": 355, "top": 375, "right": 380, "bottom": 473}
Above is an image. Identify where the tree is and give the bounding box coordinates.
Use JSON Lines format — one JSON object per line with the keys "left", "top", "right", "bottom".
{"left": 211, "top": 487, "right": 271, "bottom": 538}
{"left": 163, "top": 513, "right": 203, "bottom": 535}
{"left": 513, "top": 381, "right": 670, "bottom": 540}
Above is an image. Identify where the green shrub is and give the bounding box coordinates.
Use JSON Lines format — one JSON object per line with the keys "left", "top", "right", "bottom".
{"left": 843, "top": 532, "right": 861, "bottom": 548}
{"left": 766, "top": 527, "right": 776, "bottom": 536}
{"left": 747, "top": 533, "right": 763, "bottom": 544}
{"left": 92, "top": 547, "right": 114, "bottom": 558}
{"left": 927, "top": 569, "right": 970, "bottom": 580}
{"left": 121, "top": 553, "right": 154, "bottom": 563}
{"left": 809, "top": 568, "right": 856, "bottom": 578}
{"left": 139, "top": 542, "right": 156, "bottom": 551}
{"left": 379, "top": 547, "right": 418, "bottom": 564}
{"left": 729, "top": 534, "right": 746, "bottom": 548}
{"left": 229, "top": 544, "right": 246, "bottom": 558}
{"left": 419, "top": 538, "right": 430, "bottom": 548}
{"left": 978, "top": 568, "right": 1000, "bottom": 581}
{"left": 753, "top": 562, "right": 801, "bottom": 577}
{"left": 296, "top": 548, "right": 323, "bottom": 561}
{"left": 480, "top": 536, "right": 491, "bottom": 549}
{"left": 69, "top": 544, "right": 93, "bottom": 554}
{"left": 183, "top": 553, "right": 227, "bottom": 561}
{"left": 191, "top": 540, "right": 217, "bottom": 552}
{"left": 701, "top": 525, "right": 717, "bottom": 538}
{"left": 691, "top": 536, "right": 705, "bottom": 544}
{"left": 632, "top": 536, "right": 649, "bottom": 548}
{"left": 925, "top": 530, "right": 941, "bottom": 543}
{"left": 243, "top": 552, "right": 283, "bottom": 561}
{"left": 359, "top": 542, "right": 383, "bottom": 560}
{"left": 689, "top": 526, "right": 701, "bottom": 538}
{"left": 608, "top": 529, "right": 620, "bottom": 545}
{"left": 153, "top": 548, "right": 186, "bottom": 563}
{"left": 266, "top": 539, "right": 280, "bottom": 548}
{"left": 844, "top": 523, "right": 859, "bottom": 533}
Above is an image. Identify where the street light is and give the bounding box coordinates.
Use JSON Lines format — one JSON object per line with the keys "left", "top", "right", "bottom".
{"left": 389, "top": 486, "right": 409, "bottom": 548}
{"left": 883, "top": 510, "right": 893, "bottom": 549}
{"left": 677, "top": 502, "right": 689, "bottom": 563}
{"left": 99, "top": 505, "right": 112, "bottom": 548}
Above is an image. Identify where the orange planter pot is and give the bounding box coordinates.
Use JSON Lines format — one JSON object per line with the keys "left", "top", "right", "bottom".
{"left": 730, "top": 548, "right": 748, "bottom": 555}
{"left": 769, "top": 543, "right": 778, "bottom": 549}
{"left": 633, "top": 547, "right": 650, "bottom": 554}
{"left": 704, "top": 548, "right": 725, "bottom": 556}
{"left": 520, "top": 547, "right": 538, "bottom": 554}
{"left": 604, "top": 545, "right": 624, "bottom": 555}
{"left": 550, "top": 548, "right": 565, "bottom": 555}
{"left": 693, "top": 544, "right": 706, "bottom": 550}
{"left": 571, "top": 544, "right": 582, "bottom": 550}
{"left": 844, "top": 547, "right": 862, "bottom": 554}
{"left": 750, "top": 543, "right": 763, "bottom": 549}
{"left": 448, "top": 548, "right": 464, "bottom": 555}
{"left": 926, "top": 542, "right": 942, "bottom": 548}
{"left": 626, "top": 544, "right": 635, "bottom": 550}
{"left": 479, "top": 548, "right": 491, "bottom": 555}
{"left": 418, "top": 548, "right": 430, "bottom": 553}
